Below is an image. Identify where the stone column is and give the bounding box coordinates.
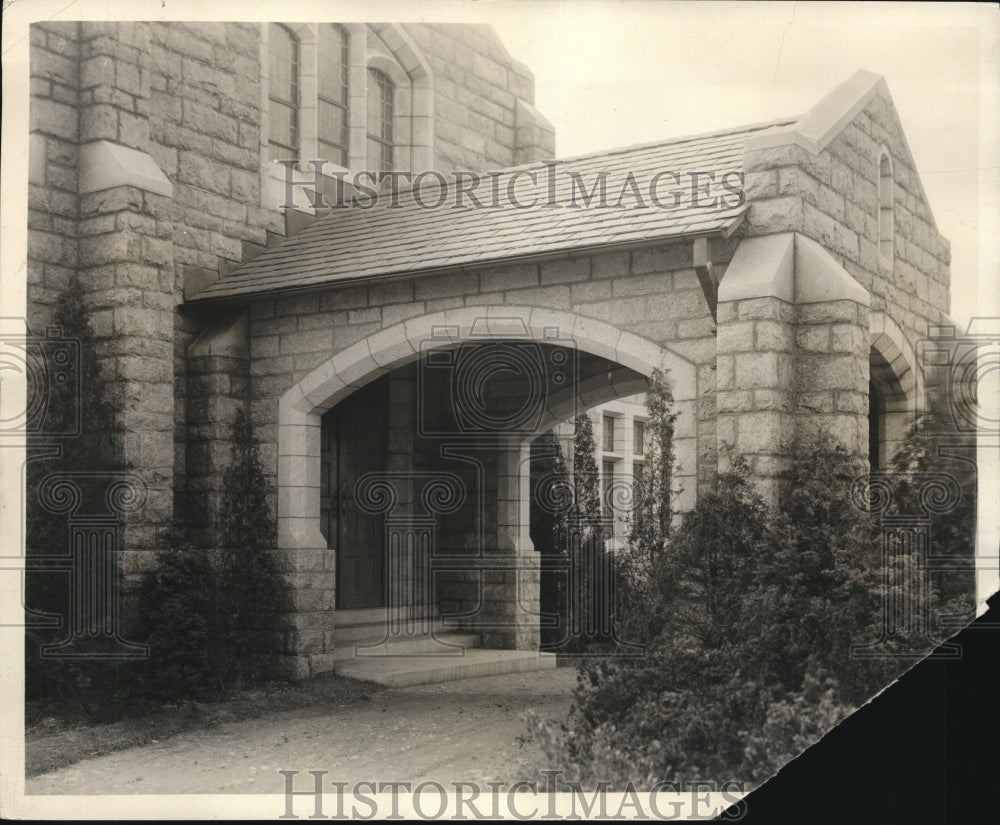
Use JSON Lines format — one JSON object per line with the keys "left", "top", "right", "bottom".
{"left": 716, "top": 232, "right": 872, "bottom": 504}
{"left": 792, "top": 234, "right": 871, "bottom": 455}
{"left": 489, "top": 438, "right": 539, "bottom": 650}
{"left": 77, "top": 22, "right": 176, "bottom": 571}
{"left": 184, "top": 311, "right": 250, "bottom": 545}
{"left": 716, "top": 234, "right": 797, "bottom": 507}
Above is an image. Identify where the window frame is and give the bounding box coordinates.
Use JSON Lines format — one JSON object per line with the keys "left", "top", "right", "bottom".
{"left": 260, "top": 23, "right": 434, "bottom": 212}
{"left": 267, "top": 23, "right": 300, "bottom": 163}
{"left": 633, "top": 419, "right": 646, "bottom": 457}
{"left": 366, "top": 67, "right": 395, "bottom": 175}
{"left": 602, "top": 415, "right": 615, "bottom": 454}
{"left": 316, "top": 23, "right": 351, "bottom": 168}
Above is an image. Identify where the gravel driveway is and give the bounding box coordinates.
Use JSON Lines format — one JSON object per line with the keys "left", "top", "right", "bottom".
{"left": 26, "top": 668, "right": 578, "bottom": 796}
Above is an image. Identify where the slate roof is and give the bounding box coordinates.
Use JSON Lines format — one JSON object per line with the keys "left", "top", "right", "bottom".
{"left": 187, "top": 118, "right": 797, "bottom": 303}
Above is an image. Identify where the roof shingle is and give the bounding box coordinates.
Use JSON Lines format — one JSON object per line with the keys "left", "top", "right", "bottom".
{"left": 187, "top": 118, "right": 797, "bottom": 303}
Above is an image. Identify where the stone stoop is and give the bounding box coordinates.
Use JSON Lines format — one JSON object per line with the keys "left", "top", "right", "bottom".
{"left": 332, "top": 606, "right": 557, "bottom": 687}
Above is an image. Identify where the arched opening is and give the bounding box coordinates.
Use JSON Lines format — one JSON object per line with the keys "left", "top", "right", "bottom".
{"left": 276, "top": 307, "right": 698, "bottom": 661}
{"left": 316, "top": 340, "right": 650, "bottom": 618}
{"left": 868, "top": 313, "right": 918, "bottom": 474}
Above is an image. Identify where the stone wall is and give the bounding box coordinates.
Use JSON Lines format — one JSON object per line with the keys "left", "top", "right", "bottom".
{"left": 406, "top": 24, "right": 555, "bottom": 169}
{"left": 28, "top": 22, "right": 80, "bottom": 329}
{"left": 721, "top": 77, "right": 951, "bottom": 492}
{"left": 744, "top": 82, "right": 951, "bottom": 347}
{"left": 28, "top": 20, "right": 552, "bottom": 569}
{"left": 244, "top": 244, "right": 713, "bottom": 503}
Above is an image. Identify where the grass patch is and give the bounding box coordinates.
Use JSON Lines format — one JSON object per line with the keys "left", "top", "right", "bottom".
{"left": 25, "top": 673, "right": 382, "bottom": 778}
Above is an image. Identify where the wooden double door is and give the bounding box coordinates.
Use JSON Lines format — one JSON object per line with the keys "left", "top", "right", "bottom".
{"left": 321, "top": 380, "right": 387, "bottom": 610}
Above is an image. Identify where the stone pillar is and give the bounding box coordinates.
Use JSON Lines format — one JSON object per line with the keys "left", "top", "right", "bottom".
{"left": 792, "top": 234, "right": 871, "bottom": 455}
{"left": 387, "top": 366, "right": 417, "bottom": 609}
{"left": 716, "top": 232, "right": 871, "bottom": 505}
{"left": 488, "top": 438, "right": 539, "bottom": 650}
{"left": 274, "top": 402, "right": 336, "bottom": 679}
{"left": 184, "top": 311, "right": 249, "bottom": 545}
{"left": 76, "top": 22, "right": 176, "bottom": 570}
{"left": 716, "top": 234, "right": 797, "bottom": 507}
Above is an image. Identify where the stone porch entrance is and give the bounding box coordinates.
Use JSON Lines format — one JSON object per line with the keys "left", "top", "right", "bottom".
{"left": 274, "top": 309, "right": 698, "bottom": 679}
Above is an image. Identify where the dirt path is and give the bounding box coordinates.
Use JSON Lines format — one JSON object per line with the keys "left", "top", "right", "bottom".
{"left": 26, "top": 668, "right": 578, "bottom": 796}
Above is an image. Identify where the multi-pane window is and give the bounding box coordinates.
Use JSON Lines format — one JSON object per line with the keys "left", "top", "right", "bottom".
{"left": 318, "top": 24, "right": 350, "bottom": 167}
{"left": 366, "top": 68, "right": 394, "bottom": 175}
{"left": 602, "top": 415, "right": 615, "bottom": 453}
{"left": 268, "top": 24, "right": 299, "bottom": 161}
{"left": 633, "top": 420, "right": 645, "bottom": 457}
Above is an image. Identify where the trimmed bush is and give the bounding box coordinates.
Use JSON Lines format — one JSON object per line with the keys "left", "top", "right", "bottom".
{"left": 138, "top": 409, "right": 291, "bottom": 699}
{"left": 527, "top": 428, "right": 970, "bottom": 789}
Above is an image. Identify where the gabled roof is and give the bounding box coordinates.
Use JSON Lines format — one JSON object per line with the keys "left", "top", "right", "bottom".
{"left": 186, "top": 119, "right": 795, "bottom": 303}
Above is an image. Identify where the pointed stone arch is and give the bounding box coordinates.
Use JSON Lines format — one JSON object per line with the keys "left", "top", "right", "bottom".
{"left": 275, "top": 305, "right": 697, "bottom": 550}
{"left": 869, "top": 311, "right": 918, "bottom": 469}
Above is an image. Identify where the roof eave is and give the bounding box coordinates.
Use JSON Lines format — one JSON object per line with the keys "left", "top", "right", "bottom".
{"left": 183, "top": 212, "right": 747, "bottom": 308}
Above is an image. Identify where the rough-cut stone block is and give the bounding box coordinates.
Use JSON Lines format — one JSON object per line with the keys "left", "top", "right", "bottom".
{"left": 747, "top": 196, "right": 803, "bottom": 234}
{"left": 736, "top": 411, "right": 786, "bottom": 454}
{"left": 590, "top": 251, "right": 630, "bottom": 279}
{"left": 539, "top": 259, "right": 589, "bottom": 285}
{"left": 733, "top": 351, "right": 780, "bottom": 389}
{"left": 716, "top": 321, "right": 755, "bottom": 354}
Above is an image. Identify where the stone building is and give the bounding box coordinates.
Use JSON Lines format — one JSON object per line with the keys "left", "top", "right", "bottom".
{"left": 28, "top": 21, "right": 962, "bottom": 681}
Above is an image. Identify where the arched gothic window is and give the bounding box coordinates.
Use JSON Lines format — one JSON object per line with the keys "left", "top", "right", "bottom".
{"left": 268, "top": 24, "right": 299, "bottom": 161}
{"left": 318, "top": 24, "right": 350, "bottom": 167}
{"left": 366, "top": 68, "right": 395, "bottom": 175}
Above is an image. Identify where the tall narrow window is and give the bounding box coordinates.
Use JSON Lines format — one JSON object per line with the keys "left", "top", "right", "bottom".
{"left": 318, "top": 24, "right": 350, "bottom": 167}
{"left": 366, "top": 68, "right": 394, "bottom": 175}
{"left": 878, "top": 152, "right": 895, "bottom": 267}
{"left": 603, "top": 415, "right": 615, "bottom": 453}
{"left": 268, "top": 24, "right": 299, "bottom": 162}
{"left": 633, "top": 420, "right": 645, "bottom": 457}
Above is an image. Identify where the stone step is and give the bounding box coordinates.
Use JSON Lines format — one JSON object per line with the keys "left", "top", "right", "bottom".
{"left": 335, "top": 649, "right": 558, "bottom": 688}
{"left": 333, "top": 631, "right": 481, "bottom": 662}
{"left": 334, "top": 616, "right": 454, "bottom": 646}
{"left": 334, "top": 604, "right": 439, "bottom": 628}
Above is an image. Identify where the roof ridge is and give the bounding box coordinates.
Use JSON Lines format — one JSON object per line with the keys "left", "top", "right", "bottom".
{"left": 542, "top": 115, "right": 801, "bottom": 166}
{"left": 338, "top": 115, "right": 800, "bottom": 207}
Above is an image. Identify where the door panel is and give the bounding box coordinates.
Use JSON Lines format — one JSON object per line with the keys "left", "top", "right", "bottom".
{"left": 323, "top": 380, "right": 387, "bottom": 610}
